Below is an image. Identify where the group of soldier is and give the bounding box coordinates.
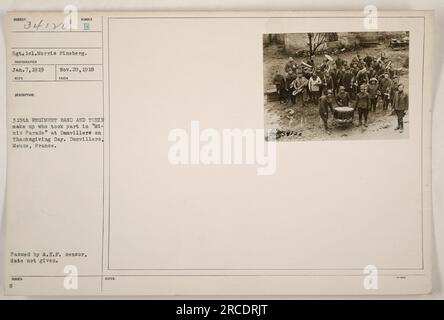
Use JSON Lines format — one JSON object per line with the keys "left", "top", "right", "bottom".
{"left": 272, "top": 52, "right": 409, "bottom": 133}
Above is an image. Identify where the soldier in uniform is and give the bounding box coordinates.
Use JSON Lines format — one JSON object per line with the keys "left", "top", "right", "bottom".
{"left": 329, "top": 64, "right": 339, "bottom": 93}
{"left": 367, "top": 78, "right": 379, "bottom": 112}
{"left": 285, "top": 69, "right": 297, "bottom": 105}
{"left": 336, "top": 86, "right": 351, "bottom": 106}
{"left": 363, "top": 53, "right": 373, "bottom": 68}
{"left": 335, "top": 66, "right": 345, "bottom": 94}
{"left": 343, "top": 66, "right": 354, "bottom": 99}
{"left": 308, "top": 72, "right": 322, "bottom": 105}
{"left": 293, "top": 72, "right": 309, "bottom": 107}
{"left": 323, "top": 72, "right": 335, "bottom": 95}
{"left": 320, "top": 58, "right": 331, "bottom": 73}
{"left": 319, "top": 89, "right": 334, "bottom": 133}
{"left": 393, "top": 84, "right": 408, "bottom": 133}
{"left": 390, "top": 76, "right": 400, "bottom": 112}
{"left": 285, "top": 57, "right": 298, "bottom": 73}
{"left": 272, "top": 70, "right": 287, "bottom": 104}
{"left": 356, "top": 65, "right": 369, "bottom": 86}
{"left": 379, "top": 73, "right": 393, "bottom": 110}
{"left": 355, "top": 84, "right": 370, "bottom": 127}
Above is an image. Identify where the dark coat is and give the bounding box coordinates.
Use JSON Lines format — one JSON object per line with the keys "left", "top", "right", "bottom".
{"left": 355, "top": 92, "right": 370, "bottom": 109}
{"left": 343, "top": 71, "right": 354, "bottom": 89}
{"left": 367, "top": 83, "right": 379, "bottom": 99}
{"left": 379, "top": 78, "right": 393, "bottom": 93}
{"left": 336, "top": 91, "right": 351, "bottom": 106}
{"left": 285, "top": 74, "right": 297, "bottom": 90}
{"left": 319, "top": 96, "right": 332, "bottom": 118}
{"left": 324, "top": 76, "right": 335, "bottom": 91}
{"left": 393, "top": 91, "right": 409, "bottom": 111}
{"left": 285, "top": 62, "right": 298, "bottom": 73}
{"left": 273, "top": 74, "right": 286, "bottom": 91}
{"left": 356, "top": 69, "right": 369, "bottom": 85}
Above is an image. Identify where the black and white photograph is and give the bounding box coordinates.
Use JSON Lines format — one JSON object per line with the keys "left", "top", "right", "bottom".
{"left": 264, "top": 31, "right": 410, "bottom": 141}
{"left": 1, "top": 7, "right": 439, "bottom": 299}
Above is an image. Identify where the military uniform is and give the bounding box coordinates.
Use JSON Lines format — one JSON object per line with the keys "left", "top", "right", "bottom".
{"left": 336, "top": 91, "right": 350, "bottom": 107}
{"left": 390, "top": 79, "right": 400, "bottom": 108}
{"left": 356, "top": 68, "right": 369, "bottom": 86}
{"left": 294, "top": 76, "right": 309, "bottom": 106}
{"left": 319, "top": 95, "right": 332, "bottom": 130}
{"left": 323, "top": 75, "right": 335, "bottom": 95}
{"left": 285, "top": 72, "right": 297, "bottom": 103}
{"left": 308, "top": 75, "right": 322, "bottom": 105}
{"left": 285, "top": 61, "right": 298, "bottom": 73}
{"left": 393, "top": 90, "right": 408, "bottom": 131}
{"left": 273, "top": 74, "right": 287, "bottom": 103}
{"left": 379, "top": 77, "right": 393, "bottom": 110}
{"left": 364, "top": 55, "right": 373, "bottom": 68}
{"left": 367, "top": 82, "right": 379, "bottom": 112}
{"left": 343, "top": 70, "right": 354, "bottom": 98}
{"left": 355, "top": 91, "right": 370, "bottom": 125}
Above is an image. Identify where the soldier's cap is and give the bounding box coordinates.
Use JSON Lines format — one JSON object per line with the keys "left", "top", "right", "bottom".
{"left": 369, "top": 78, "right": 378, "bottom": 83}
{"left": 289, "top": 57, "right": 294, "bottom": 61}
{"left": 326, "top": 89, "right": 333, "bottom": 95}
{"left": 339, "top": 86, "right": 345, "bottom": 90}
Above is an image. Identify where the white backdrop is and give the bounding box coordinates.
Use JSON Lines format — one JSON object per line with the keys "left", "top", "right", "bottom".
{"left": 0, "top": 0, "right": 443, "bottom": 299}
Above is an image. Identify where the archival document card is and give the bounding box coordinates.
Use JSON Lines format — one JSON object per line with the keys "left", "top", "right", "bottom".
{"left": 4, "top": 11, "right": 433, "bottom": 295}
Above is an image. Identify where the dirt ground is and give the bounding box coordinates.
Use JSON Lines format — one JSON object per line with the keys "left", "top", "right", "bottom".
{"left": 263, "top": 43, "right": 409, "bottom": 141}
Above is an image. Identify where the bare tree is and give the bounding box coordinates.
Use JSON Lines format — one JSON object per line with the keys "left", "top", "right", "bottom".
{"left": 306, "top": 33, "right": 328, "bottom": 56}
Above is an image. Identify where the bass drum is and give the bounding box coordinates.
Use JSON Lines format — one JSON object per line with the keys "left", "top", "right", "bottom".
{"left": 333, "top": 106, "right": 354, "bottom": 123}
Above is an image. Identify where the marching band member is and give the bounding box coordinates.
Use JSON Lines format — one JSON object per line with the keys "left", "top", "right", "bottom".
{"left": 356, "top": 64, "right": 369, "bottom": 86}
{"left": 355, "top": 84, "right": 370, "bottom": 127}
{"left": 393, "top": 84, "right": 408, "bottom": 133}
{"left": 320, "top": 58, "right": 331, "bottom": 73}
{"left": 336, "top": 86, "right": 351, "bottom": 107}
{"left": 308, "top": 72, "right": 322, "bottom": 105}
{"left": 328, "top": 64, "right": 338, "bottom": 93}
{"left": 319, "top": 89, "right": 334, "bottom": 133}
{"left": 273, "top": 70, "right": 287, "bottom": 104}
{"left": 285, "top": 57, "right": 298, "bottom": 73}
{"left": 293, "top": 72, "right": 309, "bottom": 107}
{"left": 379, "top": 73, "right": 393, "bottom": 111}
{"left": 322, "top": 72, "right": 334, "bottom": 95}
{"left": 285, "top": 69, "right": 297, "bottom": 104}
{"left": 343, "top": 66, "right": 354, "bottom": 99}
{"left": 367, "top": 78, "right": 379, "bottom": 112}
{"left": 390, "top": 76, "right": 400, "bottom": 111}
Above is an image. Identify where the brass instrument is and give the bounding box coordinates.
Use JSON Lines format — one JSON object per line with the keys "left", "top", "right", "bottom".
{"left": 290, "top": 80, "right": 306, "bottom": 96}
